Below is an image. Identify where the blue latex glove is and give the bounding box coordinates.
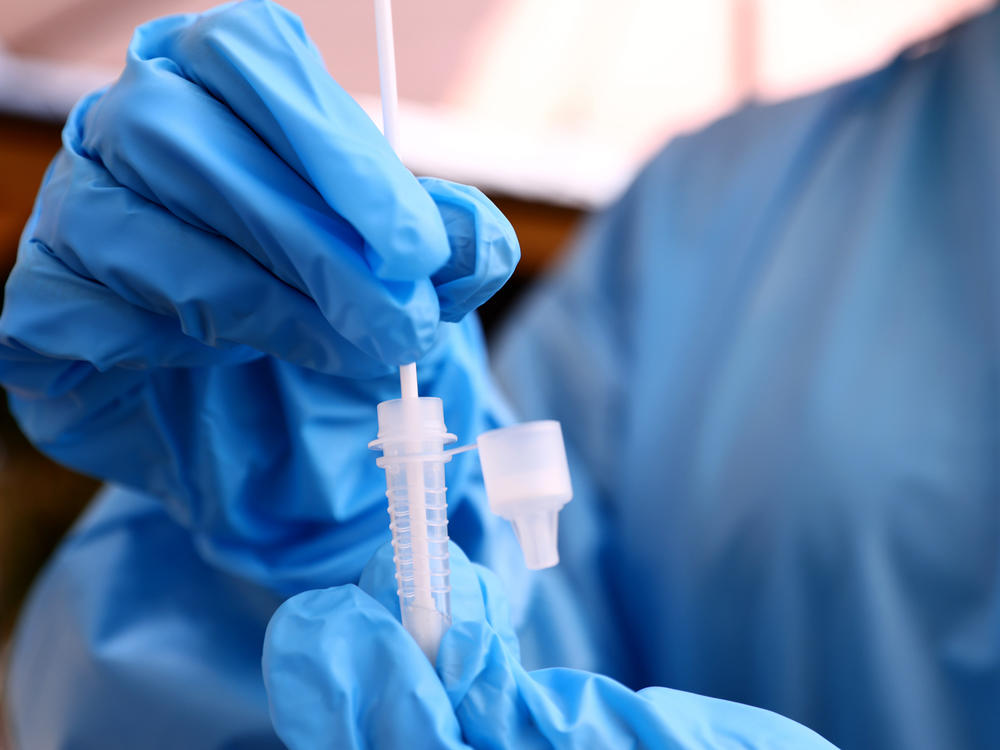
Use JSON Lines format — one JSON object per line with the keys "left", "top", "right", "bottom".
{"left": 0, "top": 0, "right": 518, "bottom": 591}
{"left": 263, "top": 542, "right": 838, "bottom": 749}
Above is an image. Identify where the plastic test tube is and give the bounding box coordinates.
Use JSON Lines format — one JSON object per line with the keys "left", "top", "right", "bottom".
{"left": 369, "top": 398, "right": 455, "bottom": 662}
{"left": 371, "top": 0, "right": 453, "bottom": 663}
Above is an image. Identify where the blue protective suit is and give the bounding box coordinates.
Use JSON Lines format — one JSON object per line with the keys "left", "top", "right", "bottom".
{"left": 3, "top": 0, "right": 998, "bottom": 748}
{"left": 491, "top": 11, "right": 1000, "bottom": 750}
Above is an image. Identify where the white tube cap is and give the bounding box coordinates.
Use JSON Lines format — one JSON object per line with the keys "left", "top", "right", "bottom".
{"left": 477, "top": 420, "right": 572, "bottom": 570}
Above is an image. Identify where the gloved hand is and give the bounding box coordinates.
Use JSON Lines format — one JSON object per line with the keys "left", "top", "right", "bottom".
{"left": 0, "top": 0, "right": 518, "bottom": 592}
{"left": 263, "top": 543, "right": 839, "bottom": 749}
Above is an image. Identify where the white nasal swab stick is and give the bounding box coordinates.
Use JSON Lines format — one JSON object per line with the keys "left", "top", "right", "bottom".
{"left": 372, "top": 0, "right": 446, "bottom": 662}
{"left": 373, "top": 0, "right": 418, "bottom": 400}
{"left": 372, "top": 0, "right": 416, "bottom": 399}
{"left": 373, "top": 0, "right": 399, "bottom": 150}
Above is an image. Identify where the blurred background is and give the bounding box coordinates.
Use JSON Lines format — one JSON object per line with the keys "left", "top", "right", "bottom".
{"left": 0, "top": 0, "right": 993, "bottom": 741}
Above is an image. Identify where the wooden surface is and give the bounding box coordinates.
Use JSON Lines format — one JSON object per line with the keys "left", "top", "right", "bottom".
{"left": 0, "top": 116, "right": 63, "bottom": 274}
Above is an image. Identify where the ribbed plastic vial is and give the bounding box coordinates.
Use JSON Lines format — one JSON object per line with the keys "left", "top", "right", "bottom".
{"left": 369, "top": 396, "right": 455, "bottom": 662}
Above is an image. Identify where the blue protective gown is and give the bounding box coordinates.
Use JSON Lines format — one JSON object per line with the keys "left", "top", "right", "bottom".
{"left": 492, "top": 10, "right": 1000, "bottom": 749}
{"left": 4, "top": 4, "right": 1000, "bottom": 749}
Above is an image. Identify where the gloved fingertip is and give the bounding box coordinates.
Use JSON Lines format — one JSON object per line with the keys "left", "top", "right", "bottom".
{"left": 318, "top": 273, "right": 438, "bottom": 369}
{"left": 437, "top": 619, "right": 496, "bottom": 701}
{"left": 179, "top": 0, "right": 309, "bottom": 60}
{"left": 439, "top": 544, "right": 489, "bottom": 628}
{"left": 265, "top": 585, "right": 384, "bottom": 648}
{"left": 357, "top": 541, "right": 402, "bottom": 618}
{"left": 63, "top": 88, "right": 108, "bottom": 159}
{"left": 420, "top": 178, "right": 520, "bottom": 320}
{"left": 264, "top": 584, "right": 414, "bottom": 693}
{"left": 469, "top": 564, "right": 520, "bottom": 656}
{"left": 359, "top": 281, "right": 442, "bottom": 366}
{"left": 362, "top": 209, "right": 452, "bottom": 282}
